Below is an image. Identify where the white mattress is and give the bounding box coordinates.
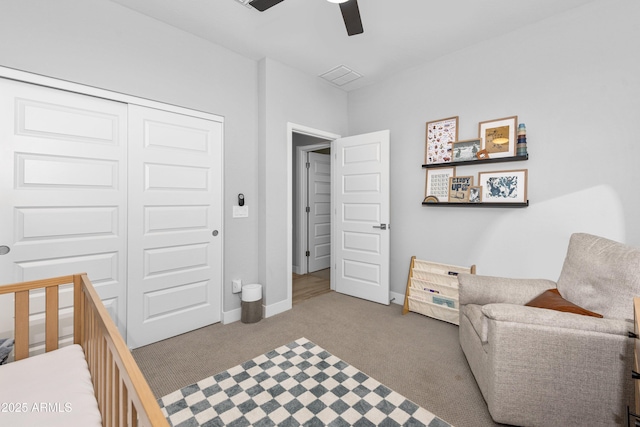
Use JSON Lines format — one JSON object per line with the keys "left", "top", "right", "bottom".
{"left": 0, "top": 344, "right": 102, "bottom": 427}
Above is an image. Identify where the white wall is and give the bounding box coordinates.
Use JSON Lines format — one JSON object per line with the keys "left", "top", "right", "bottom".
{"left": 258, "top": 58, "right": 348, "bottom": 313}
{"left": 0, "top": 0, "right": 260, "bottom": 316}
{"left": 348, "top": 0, "right": 640, "bottom": 296}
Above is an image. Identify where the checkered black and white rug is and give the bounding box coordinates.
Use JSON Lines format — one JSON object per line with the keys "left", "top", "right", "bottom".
{"left": 158, "top": 337, "right": 451, "bottom": 427}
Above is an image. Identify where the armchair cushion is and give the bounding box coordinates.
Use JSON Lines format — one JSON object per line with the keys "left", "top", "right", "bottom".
{"left": 525, "top": 288, "right": 603, "bottom": 318}
{"left": 557, "top": 233, "right": 640, "bottom": 321}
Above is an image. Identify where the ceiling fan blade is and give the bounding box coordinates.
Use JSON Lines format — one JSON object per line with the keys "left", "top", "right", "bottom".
{"left": 249, "top": 0, "right": 285, "bottom": 12}
{"left": 339, "top": 0, "right": 364, "bottom": 36}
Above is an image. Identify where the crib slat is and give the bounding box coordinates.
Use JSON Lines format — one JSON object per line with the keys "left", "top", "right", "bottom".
{"left": 45, "top": 285, "right": 59, "bottom": 352}
{"left": 14, "top": 290, "right": 30, "bottom": 360}
{"left": 74, "top": 274, "right": 83, "bottom": 345}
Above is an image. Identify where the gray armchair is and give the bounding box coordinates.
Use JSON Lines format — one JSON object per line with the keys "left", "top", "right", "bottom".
{"left": 458, "top": 233, "right": 640, "bottom": 426}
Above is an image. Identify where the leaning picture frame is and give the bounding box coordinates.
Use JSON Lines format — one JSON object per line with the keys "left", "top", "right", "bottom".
{"left": 448, "top": 176, "right": 474, "bottom": 203}
{"left": 451, "top": 138, "right": 482, "bottom": 162}
{"left": 478, "top": 116, "right": 517, "bottom": 159}
{"left": 425, "top": 166, "right": 456, "bottom": 202}
{"left": 478, "top": 169, "right": 528, "bottom": 203}
{"left": 468, "top": 186, "right": 482, "bottom": 203}
{"left": 425, "top": 116, "right": 458, "bottom": 165}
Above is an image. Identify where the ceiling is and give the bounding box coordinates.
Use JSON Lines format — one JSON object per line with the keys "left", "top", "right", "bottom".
{"left": 108, "top": 0, "right": 596, "bottom": 91}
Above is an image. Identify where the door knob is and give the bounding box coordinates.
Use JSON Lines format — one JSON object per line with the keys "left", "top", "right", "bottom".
{"left": 0, "top": 245, "right": 10, "bottom": 255}
{"left": 372, "top": 224, "right": 387, "bottom": 230}
{"left": 212, "top": 230, "right": 219, "bottom": 236}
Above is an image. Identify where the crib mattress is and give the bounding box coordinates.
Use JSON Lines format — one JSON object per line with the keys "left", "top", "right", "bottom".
{"left": 0, "top": 344, "right": 101, "bottom": 427}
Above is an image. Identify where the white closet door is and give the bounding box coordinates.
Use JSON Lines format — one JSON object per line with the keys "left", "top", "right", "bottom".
{"left": 126, "top": 105, "right": 222, "bottom": 349}
{"left": 0, "top": 78, "right": 128, "bottom": 349}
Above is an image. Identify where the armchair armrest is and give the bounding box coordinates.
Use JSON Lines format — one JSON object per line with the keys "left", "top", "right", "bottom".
{"left": 482, "top": 303, "right": 631, "bottom": 336}
{"left": 458, "top": 273, "right": 556, "bottom": 306}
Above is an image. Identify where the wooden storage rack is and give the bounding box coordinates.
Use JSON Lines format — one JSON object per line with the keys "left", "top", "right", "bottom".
{"left": 402, "top": 256, "right": 476, "bottom": 325}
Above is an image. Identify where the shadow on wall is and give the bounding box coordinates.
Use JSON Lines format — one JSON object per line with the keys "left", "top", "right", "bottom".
{"left": 468, "top": 185, "right": 625, "bottom": 281}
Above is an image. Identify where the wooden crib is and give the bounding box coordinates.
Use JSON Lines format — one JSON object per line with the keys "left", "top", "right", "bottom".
{"left": 0, "top": 273, "right": 169, "bottom": 427}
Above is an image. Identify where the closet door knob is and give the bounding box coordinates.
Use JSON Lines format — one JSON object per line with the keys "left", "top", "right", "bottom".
{"left": 212, "top": 230, "right": 219, "bottom": 237}
{"left": 0, "top": 246, "right": 10, "bottom": 255}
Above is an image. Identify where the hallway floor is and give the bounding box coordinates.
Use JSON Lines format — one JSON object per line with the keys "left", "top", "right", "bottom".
{"left": 292, "top": 268, "right": 331, "bottom": 304}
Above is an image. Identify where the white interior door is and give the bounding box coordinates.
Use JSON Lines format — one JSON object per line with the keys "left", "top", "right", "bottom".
{"left": 334, "top": 130, "right": 390, "bottom": 305}
{"left": 307, "top": 152, "right": 331, "bottom": 272}
{"left": 126, "top": 105, "right": 222, "bottom": 349}
{"left": 0, "top": 78, "right": 128, "bottom": 348}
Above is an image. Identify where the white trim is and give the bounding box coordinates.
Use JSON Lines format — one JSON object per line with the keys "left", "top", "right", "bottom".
{"left": 390, "top": 291, "right": 405, "bottom": 306}
{"left": 286, "top": 123, "right": 341, "bottom": 311}
{"left": 222, "top": 308, "right": 241, "bottom": 324}
{"left": 0, "top": 65, "right": 223, "bottom": 122}
{"left": 263, "top": 298, "right": 291, "bottom": 319}
{"left": 296, "top": 142, "right": 331, "bottom": 276}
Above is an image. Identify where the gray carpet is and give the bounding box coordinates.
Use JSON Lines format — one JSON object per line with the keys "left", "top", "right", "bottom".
{"left": 133, "top": 291, "right": 506, "bottom": 427}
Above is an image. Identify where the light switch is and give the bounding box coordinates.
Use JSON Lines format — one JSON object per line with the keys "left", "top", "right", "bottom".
{"left": 233, "top": 205, "right": 249, "bottom": 218}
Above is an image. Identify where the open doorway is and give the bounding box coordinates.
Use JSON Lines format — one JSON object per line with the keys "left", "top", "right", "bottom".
{"left": 289, "top": 125, "right": 340, "bottom": 305}
{"left": 292, "top": 134, "right": 331, "bottom": 304}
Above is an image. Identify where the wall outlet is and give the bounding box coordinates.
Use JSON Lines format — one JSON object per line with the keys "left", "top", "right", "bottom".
{"left": 232, "top": 279, "right": 242, "bottom": 294}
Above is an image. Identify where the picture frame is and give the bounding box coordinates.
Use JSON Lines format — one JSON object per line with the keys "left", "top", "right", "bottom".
{"left": 451, "top": 138, "right": 481, "bottom": 162}
{"left": 448, "top": 176, "right": 474, "bottom": 203}
{"left": 478, "top": 169, "right": 528, "bottom": 203}
{"left": 425, "top": 116, "right": 458, "bottom": 165}
{"left": 425, "top": 166, "right": 456, "bottom": 201}
{"left": 478, "top": 116, "right": 517, "bottom": 159}
{"left": 468, "top": 186, "right": 482, "bottom": 203}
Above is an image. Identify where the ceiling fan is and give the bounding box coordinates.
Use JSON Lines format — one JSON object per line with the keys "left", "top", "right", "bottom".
{"left": 248, "top": 0, "right": 364, "bottom": 36}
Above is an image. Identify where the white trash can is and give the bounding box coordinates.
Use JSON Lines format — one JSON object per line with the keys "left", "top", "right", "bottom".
{"left": 241, "top": 284, "right": 262, "bottom": 324}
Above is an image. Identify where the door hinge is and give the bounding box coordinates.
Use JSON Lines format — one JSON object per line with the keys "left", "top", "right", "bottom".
{"left": 306, "top": 206, "right": 310, "bottom": 213}
{"left": 306, "top": 162, "right": 310, "bottom": 169}
{"left": 306, "top": 250, "right": 310, "bottom": 257}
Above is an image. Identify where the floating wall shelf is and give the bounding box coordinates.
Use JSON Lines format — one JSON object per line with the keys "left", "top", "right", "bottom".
{"left": 422, "top": 154, "right": 528, "bottom": 169}
{"left": 422, "top": 201, "right": 529, "bottom": 208}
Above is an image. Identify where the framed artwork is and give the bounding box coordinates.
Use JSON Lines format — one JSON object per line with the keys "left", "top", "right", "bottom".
{"left": 478, "top": 169, "right": 528, "bottom": 203}
{"left": 478, "top": 116, "right": 517, "bottom": 159}
{"left": 425, "top": 116, "right": 458, "bottom": 165}
{"left": 452, "top": 138, "right": 481, "bottom": 162}
{"left": 425, "top": 166, "right": 456, "bottom": 201}
{"left": 448, "top": 176, "right": 473, "bottom": 203}
{"left": 468, "top": 186, "right": 482, "bottom": 203}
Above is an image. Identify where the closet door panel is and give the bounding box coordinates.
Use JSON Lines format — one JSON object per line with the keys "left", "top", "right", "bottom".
{"left": 127, "top": 105, "right": 222, "bottom": 349}
{"left": 0, "top": 78, "right": 128, "bottom": 352}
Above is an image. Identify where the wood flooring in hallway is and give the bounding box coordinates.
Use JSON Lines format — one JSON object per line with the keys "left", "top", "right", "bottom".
{"left": 292, "top": 268, "right": 331, "bottom": 305}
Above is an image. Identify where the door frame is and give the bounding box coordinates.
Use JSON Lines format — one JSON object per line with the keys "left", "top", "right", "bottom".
{"left": 295, "top": 142, "right": 331, "bottom": 275}
{"left": 287, "top": 123, "right": 341, "bottom": 306}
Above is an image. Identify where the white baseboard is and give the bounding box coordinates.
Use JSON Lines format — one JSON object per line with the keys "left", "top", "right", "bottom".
{"left": 264, "top": 298, "right": 292, "bottom": 318}
{"left": 390, "top": 291, "right": 404, "bottom": 305}
{"left": 222, "top": 308, "right": 241, "bottom": 324}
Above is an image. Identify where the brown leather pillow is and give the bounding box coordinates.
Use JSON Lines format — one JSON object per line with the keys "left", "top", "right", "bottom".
{"left": 525, "top": 288, "right": 603, "bottom": 318}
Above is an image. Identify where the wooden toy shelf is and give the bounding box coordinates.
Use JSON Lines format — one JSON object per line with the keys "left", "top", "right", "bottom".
{"left": 402, "top": 256, "right": 476, "bottom": 325}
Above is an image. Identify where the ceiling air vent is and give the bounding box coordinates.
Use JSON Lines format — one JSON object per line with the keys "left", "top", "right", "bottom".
{"left": 319, "top": 65, "right": 362, "bottom": 87}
